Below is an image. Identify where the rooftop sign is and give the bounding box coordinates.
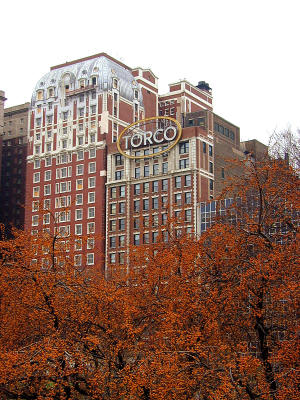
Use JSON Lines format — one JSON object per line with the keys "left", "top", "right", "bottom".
{"left": 117, "top": 116, "right": 182, "bottom": 159}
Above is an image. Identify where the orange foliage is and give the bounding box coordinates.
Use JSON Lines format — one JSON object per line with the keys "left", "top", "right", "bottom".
{"left": 0, "top": 159, "right": 299, "bottom": 399}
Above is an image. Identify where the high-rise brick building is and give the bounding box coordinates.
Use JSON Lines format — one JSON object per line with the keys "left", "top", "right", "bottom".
{"left": 0, "top": 90, "right": 7, "bottom": 193}
{"left": 25, "top": 53, "right": 260, "bottom": 272}
{"left": 0, "top": 102, "right": 30, "bottom": 231}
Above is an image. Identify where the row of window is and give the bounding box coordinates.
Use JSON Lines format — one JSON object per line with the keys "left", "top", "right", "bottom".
{"left": 110, "top": 175, "right": 192, "bottom": 199}
{"left": 214, "top": 122, "right": 235, "bottom": 140}
{"left": 33, "top": 148, "right": 96, "bottom": 169}
{"left": 129, "top": 192, "right": 191, "bottom": 213}
{"left": 32, "top": 193, "right": 96, "bottom": 214}
{"left": 32, "top": 162, "right": 97, "bottom": 183}
{"left": 33, "top": 177, "right": 96, "bottom": 197}
{"left": 31, "top": 217, "right": 96, "bottom": 235}
{"left": 35, "top": 105, "right": 98, "bottom": 127}
{"left": 159, "top": 108, "right": 175, "bottom": 116}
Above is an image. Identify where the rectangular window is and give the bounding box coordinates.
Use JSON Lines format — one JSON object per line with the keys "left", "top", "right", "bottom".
{"left": 87, "top": 222, "right": 95, "bottom": 234}
{"left": 179, "top": 141, "right": 189, "bottom": 154}
{"left": 133, "top": 218, "right": 140, "bottom": 229}
{"left": 152, "top": 231, "right": 158, "bottom": 243}
{"left": 45, "top": 157, "right": 52, "bottom": 167}
{"left": 184, "top": 175, "right": 191, "bottom": 187}
{"left": 162, "top": 213, "right": 167, "bottom": 225}
{"left": 79, "top": 108, "right": 84, "bottom": 117}
{"left": 44, "top": 199, "right": 51, "bottom": 210}
{"left": 143, "top": 199, "right": 149, "bottom": 211}
{"left": 32, "top": 215, "right": 39, "bottom": 226}
{"left": 135, "top": 167, "right": 140, "bottom": 179}
{"left": 134, "top": 200, "right": 140, "bottom": 212}
{"left": 77, "top": 150, "right": 84, "bottom": 161}
{"left": 119, "top": 202, "right": 125, "bottom": 214}
{"left": 179, "top": 158, "right": 189, "bottom": 169}
{"left": 162, "top": 196, "right": 168, "bottom": 208}
{"left": 152, "top": 180, "right": 159, "bottom": 192}
{"left": 34, "top": 159, "right": 40, "bottom": 169}
{"left": 110, "top": 237, "right": 116, "bottom": 248}
{"left": 115, "top": 154, "right": 124, "bottom": 166}
{"left": 76, "top": 194, "right": 83, "bottom": 205}
{"left": 76, "top": 179, "right": 83, "bottom": 190}
{"left": 75, "top": 224, "right": 82, "bottom": 235}
{"left": 162, "top": 179, "right": 168, "bottom": 191}
{"left": 88, "top": 207, "right": 95, "bottom": 219}
{"left": 134, "top": 184, "right": 140, "bottom": 195}
{"left": 44, "top": 184, "right": 51, "bottom": 196}
{"left": 89, "top": 148, "right": 96, "bottom": 158}
{"left": 221, "top": 168, "right": 225, "bottom": 179}
{"left": 175, "top": 176, "right": 181, "bottom": 188}
{"left": 185, "top": 192, "right": 192, "bottom": 204}
{"left": 209, "top": 179, "right": 214, "bottom": 191}
{"left": 33, "top": 172, "right": 40, "bottom": 183}
{"left": 44, "top": 170, "right": 51, "bottom": 181}
{"left": 209, "top": 145, "right": 213, "bottom": 156}
{"left": 143, "top": 182, "right": 149, "bottom": 193}
{"left": 110, "top": 203, "right": 117, "bottom": 215}
{"left": 185, "top": 209, "right": 192, "bottom": 222}
{"left": 90, "top": 105, "right": 96, "bottom": 114}
{"left": 152, "top": 197, "right": 159, "bottom": 210}
{"left": 115, "top": 170, "right": 124, "bottom": 180}
{"left": 175, "top": 193, "right": 182, "bottom": 205}
{"left": 75, "top": 209, "right": 83, "bottom": 220}
{"left": 119, "top": 235, "right": 125, "bottom": 247}
{"left": 110, "top": 253, "right": 116, "bottom": 264}
{"left": 33, "top": 186, "right": 40, "bottom": 198}
{"left": 144, "top": 165, "right": 149, "bottom": 177}
{"left": 87, "top": 253, "right": 94, "bottom": 265}
{"left": 162, "top": 162, "right": 168, "bottom": 174}
{"left": 209, "top": 162, "right": 213, "bottom": 174}
{"left": 89, "top": 162, "right": 96, "bottom": 173}
{"left": 110, "top": 220, "right": 116, "bottom": 231}
{"left": 143, "top": 233, "right": 149, "bottom": 244}
{"left": 88, "top": 177, "right": 96, "bottom": 188}
{"left": 120, "top": 186, "right": 125, "bottom": 197}
{"left": 111, "top": 187, "right": 117, "bottom": 199}
{"left": 133, "top": 233, "right": 140, "bottom": 246}
{"left": 76, "top": 164, "right": 84, "bottom": 175}
{"left": 88, "top": 192, "right": 95, "bottom": 203}
{"left": 119, "top": 219, "right": 125, "bottom": 231}
{"left": 153, "top": 164, "right": 159, "bottom": 175}
{"left": 203, "top": 142, "right": 207, "bottom": 153}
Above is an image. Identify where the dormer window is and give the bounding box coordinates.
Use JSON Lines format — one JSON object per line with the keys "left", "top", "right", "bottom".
{"left": 37, "top": 90, "right": 43, "bottom": 100}
{"left": 79, "top": 79, "right": 85, "bottom": 88}
{"left": 92, "top": 76, "right": 97, "bottom": 85}
{"left": 113, "top": 78, "right": 118, "bottom": 89}
{"left": 65, "top": 85, "right": 69, "bottom": 92}
{"left": 48, "top": 87, "right": 54, "bottom": 98}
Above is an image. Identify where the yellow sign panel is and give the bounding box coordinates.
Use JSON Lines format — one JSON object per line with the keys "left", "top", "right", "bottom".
{"left": 117, "top": 116, "right": 182, "bottom": 160}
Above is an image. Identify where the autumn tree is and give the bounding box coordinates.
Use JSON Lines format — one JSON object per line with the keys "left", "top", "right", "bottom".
{"left": 0, "top": 157, "right": 299, "bottom": 400}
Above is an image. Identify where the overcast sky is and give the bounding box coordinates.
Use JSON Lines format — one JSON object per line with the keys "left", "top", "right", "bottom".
{"left": 1, "top": 0, "right": 299, "bottom": 144}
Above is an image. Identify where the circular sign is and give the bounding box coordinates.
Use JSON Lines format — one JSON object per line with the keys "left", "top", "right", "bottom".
{"left": 117, "top": 116, "right": 182, "bottom": 159}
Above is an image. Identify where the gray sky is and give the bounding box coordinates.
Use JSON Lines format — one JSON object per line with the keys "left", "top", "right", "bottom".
{"left": 1, "top": 0, "right": 299, "bottom": 144}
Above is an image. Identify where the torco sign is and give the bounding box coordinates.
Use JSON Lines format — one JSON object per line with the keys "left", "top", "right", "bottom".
{"left": 117, "top": 116, "right": 182, "bottom": 159}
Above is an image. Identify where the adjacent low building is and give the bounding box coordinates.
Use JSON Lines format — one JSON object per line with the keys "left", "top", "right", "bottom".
{"left": 0, "top": 102, "right": 30, "bottom": 231}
